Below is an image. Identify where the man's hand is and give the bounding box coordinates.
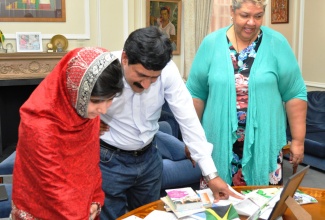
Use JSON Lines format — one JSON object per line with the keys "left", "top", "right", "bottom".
{"left": 184, "top": 146, "right": 196, "bottom": 167}
{"left": 100, "top": 120, "right": 109, "bottom": 136}
{"left": 207, "top": 177, "right": 243, "bottom": 203}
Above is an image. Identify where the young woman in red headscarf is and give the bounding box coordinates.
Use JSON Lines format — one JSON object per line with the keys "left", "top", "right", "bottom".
{"left": 11, "top": 47, "right": 124, "bottom": 220}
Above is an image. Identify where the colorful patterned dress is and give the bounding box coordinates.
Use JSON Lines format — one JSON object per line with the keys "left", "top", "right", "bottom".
{"left": 229, "top": 31, "right": 283, "bottom": 186}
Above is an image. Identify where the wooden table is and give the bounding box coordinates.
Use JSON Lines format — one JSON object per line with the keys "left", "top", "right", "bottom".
{"left": 117, "top": 186, "right": 325, "bottom": 220}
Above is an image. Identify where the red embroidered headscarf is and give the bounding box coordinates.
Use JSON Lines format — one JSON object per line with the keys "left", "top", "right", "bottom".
{"left": 12, "top": 47, "right": 117, "bottom": 219}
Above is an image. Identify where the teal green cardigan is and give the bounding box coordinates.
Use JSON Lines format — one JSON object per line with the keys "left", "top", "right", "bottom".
{"left": 186, "top": 26, "right": 307, "bottom": 185}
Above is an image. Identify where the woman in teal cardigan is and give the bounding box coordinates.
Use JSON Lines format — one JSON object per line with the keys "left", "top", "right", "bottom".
{"left": 186, "top": 0, "right": 307, "bottom": 186}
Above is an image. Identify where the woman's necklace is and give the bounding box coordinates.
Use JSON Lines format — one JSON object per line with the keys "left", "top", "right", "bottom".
{"left": 234, "top": 27, "right": 252, "bottom": 53}
{"left": 234, "top": 27, "right": 253, "bottom": 67}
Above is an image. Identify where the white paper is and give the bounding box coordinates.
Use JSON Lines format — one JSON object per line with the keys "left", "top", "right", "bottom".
{"left": 143, "top": 210, "right": 177, "bottom": 220}
{"left": 237, "top": 188, "right": 282, "bottom": 219}
{"left": 196, "top": 184, "right": 245, "bottom": 207}
{"left": 122, "top": 215, "right": 143, "bottom": 220}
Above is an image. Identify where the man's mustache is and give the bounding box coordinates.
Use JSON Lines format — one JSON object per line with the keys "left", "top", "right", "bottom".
{"left": 134, "top": 82, "right": 143, "bottom": 89}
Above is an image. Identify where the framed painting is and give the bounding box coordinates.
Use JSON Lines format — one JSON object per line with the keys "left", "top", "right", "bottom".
{"left": 271, "top": 0, "right": 289, "bottom": 24}
{"left": 146, "top": 0, "right": 181, "bottom": 55}
{"left": 0, "top": 0, "right": 66, "bottom": 22}
{"left": 16, "top": 32, "right": 43, "bottom": 52}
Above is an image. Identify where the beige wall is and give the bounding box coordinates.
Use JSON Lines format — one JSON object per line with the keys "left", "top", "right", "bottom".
{"left": 98, "top": 0, "right": 182, "bottom": 73}
{"left": 301, "top": 0, "right": 325, "bottom": 91}
{"left": 268, "top": 0, "right": 297, "bottom": 53}
{"left": 267, "top": 0, "right": 325, "bottom": 91}
{"left": 1, "top": 0, "right": 184, "bottom": 76}
{"left": 89, "top": 0, "right": 325, "bottom": 90}
{"left": 2, "top": 1, "right": 96, "bottom": 48}
{"left": 1, "top": 0, "right": 324, "bottom": 90}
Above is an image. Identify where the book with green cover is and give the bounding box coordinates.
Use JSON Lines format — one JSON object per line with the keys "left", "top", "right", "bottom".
{"left": 234, "top": 187, "right": 281, "bottom": 217}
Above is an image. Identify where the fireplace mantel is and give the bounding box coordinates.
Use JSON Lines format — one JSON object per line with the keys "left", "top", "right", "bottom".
{"left": 0, "top": 52, "right": 66, "bottom": 81}
{"left": 0, "top": 52, "right": 66, "bottom": 155}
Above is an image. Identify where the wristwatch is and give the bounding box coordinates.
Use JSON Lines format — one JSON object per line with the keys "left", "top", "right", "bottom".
{"left": 203, "top": 172, "right": 219, "bottom": 183}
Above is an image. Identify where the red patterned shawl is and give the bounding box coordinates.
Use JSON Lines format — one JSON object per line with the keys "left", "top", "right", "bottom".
{"left": 12, "top": 48, "right": 114, "bottom": 219}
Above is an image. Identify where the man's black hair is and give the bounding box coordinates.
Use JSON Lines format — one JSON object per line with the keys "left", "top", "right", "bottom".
{"left": 123, "top": 26, "right": 173, "bottom": 71}
{"left": 160, "top": 6, "right": 170, "bottom": 14}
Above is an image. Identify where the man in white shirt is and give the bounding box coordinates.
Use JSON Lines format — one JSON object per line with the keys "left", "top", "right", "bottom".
{"left": 99, "top": 26, "right": 239, "bottom": 220}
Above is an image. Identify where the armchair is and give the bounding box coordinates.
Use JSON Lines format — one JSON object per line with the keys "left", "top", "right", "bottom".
{"left": 286, "top": 91, "right": 325, "bottom": 171}
{"left": 157, "top": 102, "right": 201, "bottom": 196}
{"left": 0, "top": 151, "right": 15, "bottom": 218}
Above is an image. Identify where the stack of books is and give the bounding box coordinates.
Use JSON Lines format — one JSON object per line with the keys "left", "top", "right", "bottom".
{"left": 161, "top": 187, "right": 205, "bottom": 218}
{"left": 161, "top": 186, "right": 317, "bottom": 219}
{"left": 161, "top": 186, "right": 244, "bottom": 219}
{"left": 165, "top": 187, "right": 203, "bottom": 211}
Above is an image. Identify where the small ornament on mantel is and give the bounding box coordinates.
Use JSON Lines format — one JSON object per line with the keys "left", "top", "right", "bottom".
{"left": 5, "top": 43, "right": 14, "bottom": 53}
{"left": 47, "top": 43, "right": 54, "bottom": 52}
{"left": 0, "top": 30, "right": 7, "bottom": 53}
{"left": 56, "top": 42, "right": 63, "bottom": 52}
{"left": 0, "top": 30, "right": 5, "bottom": 46}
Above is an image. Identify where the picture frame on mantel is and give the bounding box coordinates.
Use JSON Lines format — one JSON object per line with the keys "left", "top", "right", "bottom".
{"left": 0, "top": 0, "right": 66, "bottom": 22}
{"left": 146, "top": 0, "right": 182, "bottom": 55}
{"left": 16, "top": 32, "right": 43, "bottom": 52}
{"left": 271, "top": 0, "right": 289, "bottom": 24}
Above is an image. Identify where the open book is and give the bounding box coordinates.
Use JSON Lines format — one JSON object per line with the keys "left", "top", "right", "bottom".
{"left": 194, "top": 186, "right": 279, "bottom": 220}
{"left": 161, "top": 185, "right": 242, "bottom": 218}
{"left": 235, "top": 187, "right": 281, "bottom": 219}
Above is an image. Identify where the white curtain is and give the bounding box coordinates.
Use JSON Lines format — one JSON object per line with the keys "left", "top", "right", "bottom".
{"left": 183, "top": 0, "right": 213, "bottom": 80}
{"left": 210, "top": 0, "right": 232, "bottom": 32}
{"left": 183, "top": 0, "right": 232, "bottom": 80}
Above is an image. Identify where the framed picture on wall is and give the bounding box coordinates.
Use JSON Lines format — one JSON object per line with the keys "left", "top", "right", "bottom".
{"left": 271, "top": 0, "right": 289, "bottom": 24}
{"left": 16, "top": 32, "right": 43, "bottom": 52}
{"left": 146, "top": 0, "right": 182, "bottom": 55}
{"left": 0, "top": 0, "right": 66, "bottom": 22}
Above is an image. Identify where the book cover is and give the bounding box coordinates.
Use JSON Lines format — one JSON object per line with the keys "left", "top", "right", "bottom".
{"left": 293, "top": 189, "right": 318, "bottom": 205}
{"left": 165, "top": 187, "right": 203, "bottom": 212}
{"left": 205, "top": 204, "right": 240, "bottom": 220}
{"left": 189, "top": 204, "right": 240, "bottom": 220}
{"left": 161, "top": 196, "right": 205, "bottom": 219}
